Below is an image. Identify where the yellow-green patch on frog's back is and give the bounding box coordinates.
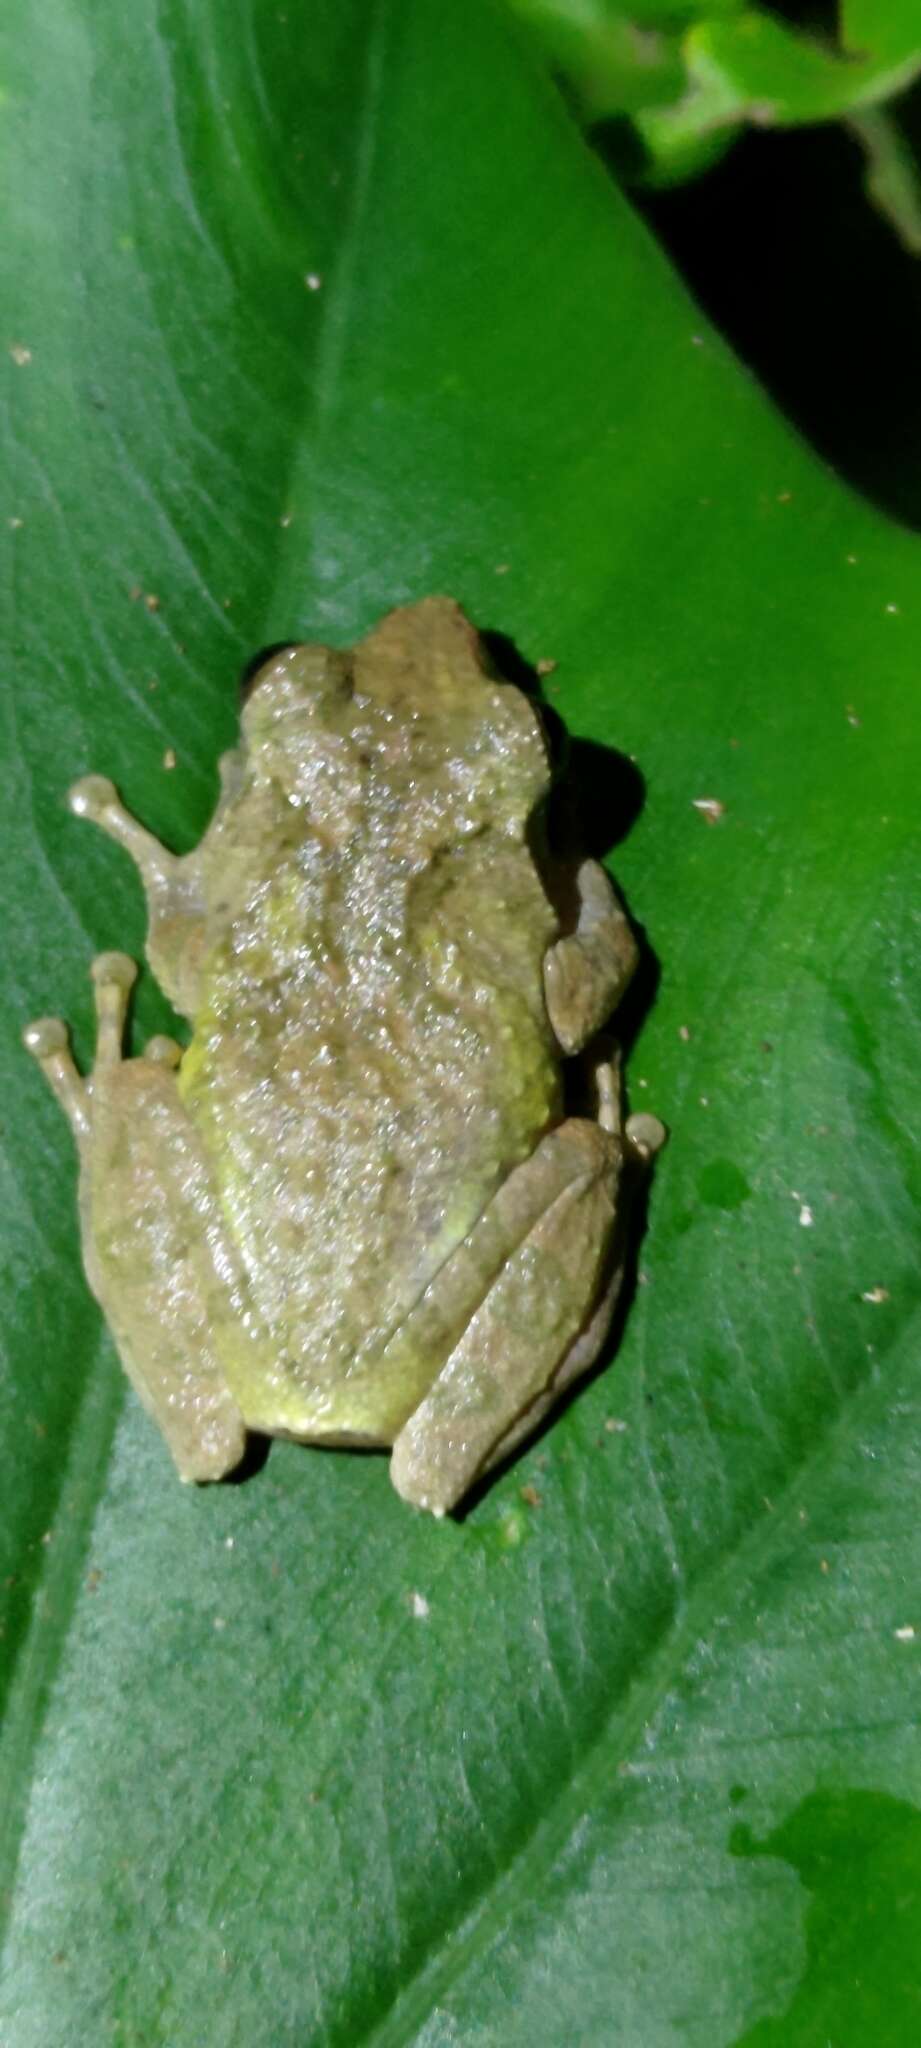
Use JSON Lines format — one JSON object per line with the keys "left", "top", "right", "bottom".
{"left": 178, "top": 850, "right": 561, "bottom": 1392}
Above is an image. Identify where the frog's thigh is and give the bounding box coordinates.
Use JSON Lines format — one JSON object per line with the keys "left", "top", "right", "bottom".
{"left": 480, "top": 1248, "right": 627, "bottom": 1478}
{"left": 27, "top": 954, "right": 248, "bottom": 1482}
{"left": 543, "top": 858, "right": 638, "bottom": 1054}
{"left": 389, "top": 1120, "right": 619, "bottom": 1515}
{"left": 484, "top": 1105, "right": 667, "bottom": 1475}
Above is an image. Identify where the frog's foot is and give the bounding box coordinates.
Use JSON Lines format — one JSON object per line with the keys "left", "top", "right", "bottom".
{"left": 543, "top": 858, "right": 639, "bottom": 1054}
{"left": 69, "top": 778, "right": 177, "bottom": 897}
{"left": 23, "top": 951, "right": 139, "bottom": 1147}
{"left": 25, "top": 954, "right": 248, "bottom": 1484}
{"left": 68, "top": 778, "right": 203, "bottom": 1017}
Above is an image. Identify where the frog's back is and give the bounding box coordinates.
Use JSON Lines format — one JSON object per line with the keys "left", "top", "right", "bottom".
{"left": 180, "top": 600, "right": 562, "bottom": 1411}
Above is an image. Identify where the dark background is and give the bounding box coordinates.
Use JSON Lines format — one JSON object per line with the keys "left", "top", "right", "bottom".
{"left": 629, "top": 84, "right": 921, "bottom": 532}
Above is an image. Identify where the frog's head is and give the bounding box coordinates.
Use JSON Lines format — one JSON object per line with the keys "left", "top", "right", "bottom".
{"left": 353, "top": 598, "right": 552, "bottom": 846}
{"left": 237, "top": 601, "right": 551, "bottom": 849}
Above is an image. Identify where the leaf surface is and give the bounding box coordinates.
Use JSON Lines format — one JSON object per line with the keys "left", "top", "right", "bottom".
{"left": 2, "top": 2, "right": 920, "bottom": 2043}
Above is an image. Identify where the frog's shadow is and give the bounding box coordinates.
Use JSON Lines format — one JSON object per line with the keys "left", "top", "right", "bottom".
{"left": 483, "top": 628, "right": 660, "bottom": 1064}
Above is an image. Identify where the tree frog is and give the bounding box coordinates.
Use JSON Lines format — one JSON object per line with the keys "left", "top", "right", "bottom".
{"left": 24, "top": 599, "right": 664, "bottom": 1514}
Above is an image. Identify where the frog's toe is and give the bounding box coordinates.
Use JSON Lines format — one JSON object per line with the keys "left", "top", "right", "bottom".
{"left": 23, "top": 1016, "right": 68, "bottom": 1059}
{"left": 23, "top": 1016, "right": 90, "bottom": 1139}
{"left": 625, "top": 1111, "right": 667, "bottom": 1161}
{"left": 91, "top": 949, "right": 137, "bottom": 987}
{"left": 69, "top": 773, "right": 120, "bottom": 820}
{"left": 145, "top": 1034, "right": 183, "bottom": 1068}
{"left": 91, "top": 950, "right": 138, "bottom": 1066}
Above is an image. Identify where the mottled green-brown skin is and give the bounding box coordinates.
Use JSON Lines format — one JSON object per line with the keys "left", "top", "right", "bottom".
{"left": 25, "top": 600, "right": 659, "bottom": 1512}
{"left": 181, "top": 603, "right": 561, "bottom": 1434}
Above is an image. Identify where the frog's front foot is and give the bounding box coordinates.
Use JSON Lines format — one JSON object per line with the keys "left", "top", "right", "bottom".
{"left": 25, "top": 954, "right": 248, "bottom": 1484}
{"left": 68, "top": 776, "right": 204, "bottom": 1017}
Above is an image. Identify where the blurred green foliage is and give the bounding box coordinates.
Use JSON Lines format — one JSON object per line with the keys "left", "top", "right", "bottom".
{"left": 508, "top": 0, "right": 921, "bottom": 236}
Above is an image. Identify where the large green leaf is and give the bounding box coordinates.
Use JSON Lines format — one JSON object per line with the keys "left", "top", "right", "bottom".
{"left": 3, "top": 1, "right": 920, "bottom": 2040}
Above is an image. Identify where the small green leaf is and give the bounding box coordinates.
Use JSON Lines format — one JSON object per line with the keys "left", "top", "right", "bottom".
{"left": 848, "top": 106, "right": 921, "bottom": 254}
{"left": 684, "top": 7, "right": 921, "bottom": 124}
{"left": 844, "top": 0, "right": 921, "bottom": 69}
{"left": 508, "top": 3, "right": 921, "bottom": 186}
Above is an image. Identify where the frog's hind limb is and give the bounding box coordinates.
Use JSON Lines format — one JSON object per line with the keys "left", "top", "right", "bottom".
{"left": 476, "top": 1099, "right": 666, "bottom": 1483}
{"left": 24, "top": 953, "right": 249, "bottom": 1483}
{"left": 474, "top": 1112, "right": 661, "bottom": 1480}
{"left": 388, "top": 1067, "right": 664, "bottom": 1515}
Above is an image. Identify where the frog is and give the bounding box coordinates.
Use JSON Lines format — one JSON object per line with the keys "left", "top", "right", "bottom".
{"left": 24, "top": 597, "right": 664, "bottom": 1515}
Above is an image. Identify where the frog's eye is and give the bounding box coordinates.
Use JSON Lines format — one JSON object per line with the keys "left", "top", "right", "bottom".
{"left": 238, "top": 643, "right": 302, "bottom": 703}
